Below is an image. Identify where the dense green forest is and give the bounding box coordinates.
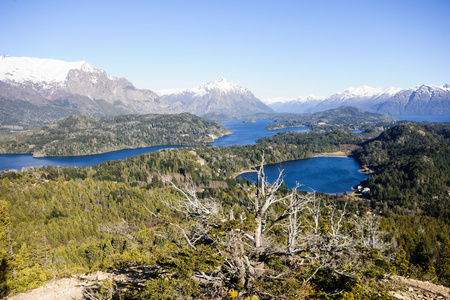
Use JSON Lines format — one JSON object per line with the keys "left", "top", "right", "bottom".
{"left": 0, "top": 113, "right": 231, "bottom": 157}
{"left": 265, "top": 106, "right": 397, "bottom": 132}
{"left": 0, "top": 121, "right": 449, "bottom": 299}
{"left": 353, "top": 122, "right": 450, "bottom": 222}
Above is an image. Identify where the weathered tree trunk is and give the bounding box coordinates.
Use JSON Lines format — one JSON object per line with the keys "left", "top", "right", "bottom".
{"left": 254, "top": 216, "right": 262, "bottom": 249}
{"left": 229, "top": 233, "right": 247, "bottom": 286}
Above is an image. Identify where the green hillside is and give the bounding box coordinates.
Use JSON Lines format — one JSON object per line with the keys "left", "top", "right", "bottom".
{"left": 266, "top": 106, "right": 397, "bottom": 131}
{"left": 354, "top": 122, "right": 450, "bottom": 222}
{"left": 0, "top": 121, "right": 449, "bottom": 298}
{"left": 0, "top": 113, "right": 231, "bottom": 157}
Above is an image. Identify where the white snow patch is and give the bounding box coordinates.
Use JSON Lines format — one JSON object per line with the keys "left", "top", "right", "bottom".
{"left": 156, "top": 77, "right": 250, "bottom": 98}
{"left": 413, "top": 84, "right": 450, "bottom": 93}
{"left": 90, "top": 76, "right": 98, "bottom": 84}
{"left": 385, "top": 86, "right": 403, "bottom": 96}
{"left": 0, "top": 56, "right": 102, "bottom": 84}
{"left": 156, "top": 87, "right": 195, "bottom": 96}
{"left": 333, "top": 85, "right": 405, "bottom": 100}
{"left": 199, "top": 77, "right": 249, "bottom": 95}
{"left": 263, "top": 94, "right": 325, "bottom": 104}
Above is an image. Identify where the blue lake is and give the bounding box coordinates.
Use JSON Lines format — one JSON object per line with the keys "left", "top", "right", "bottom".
{"left": 237, "top": 157, "right": 369, "bottom": 194}
{"left": 0, "top": 145, "right": 185, "bottom": 171}
{"left": 1, "top": 115, "right": 440, "bottom": 193}
{"left": 0, "top": 120, "right": 307, "bottom": 171}
{"left": 210, "top": 119, "right": 309, "bottom": 146}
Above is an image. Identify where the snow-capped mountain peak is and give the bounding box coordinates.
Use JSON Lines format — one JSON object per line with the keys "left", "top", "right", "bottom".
{"left": 267, "top": 84, "right": 450, "bottom": 115}
{"left": 332, "top": 85, "right": 404, "bottom": 101}
{"left": 199, "top": 77, "right": 249, "bottom": 94}
{"left": 263, "top": 94, "right": 326, "bottom": 105}
{"left": 0, "top": 56, "right": 104, "bottom": 85}
{"left": 340, "top": 86, "right": 385, "bottom": 97}
{"left": 155, "top": 77, "right": 273, "bottom": 118}
{"left": 157, "top": 77, "right": 250, "bottom": 98}
{"left": 262, "top": 97, "right": 297, "bottom": 105}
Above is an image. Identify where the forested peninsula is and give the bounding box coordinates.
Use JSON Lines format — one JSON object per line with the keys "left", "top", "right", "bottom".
{"left": 0, "top": 121, "right": 449, "bottom": 299}
{"left": 0, "top": 113, "right": 231, "bottom": 157}
{"left": 265, "top": 106, "right": 397, "bottom": 132}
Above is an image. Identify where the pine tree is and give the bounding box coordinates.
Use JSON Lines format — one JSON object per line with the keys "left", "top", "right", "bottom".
{"left": 0, "top": 200, "right": 10, "bottom": 297}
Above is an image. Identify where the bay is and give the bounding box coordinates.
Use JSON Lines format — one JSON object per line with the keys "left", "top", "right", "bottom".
{"left": 0, "top": 120, "right": 308, "bottom": 171}
{"left": 210, "top": 119, "right": 309, "bottom": 146}
{"left": 0, "top": 145, "right": 184, "bottom": 171}
{"left": 237, "top": 157, "right": 369, "bottom": 194}
{"left": 0, "top": 119, "right": 368, "bottom": 194}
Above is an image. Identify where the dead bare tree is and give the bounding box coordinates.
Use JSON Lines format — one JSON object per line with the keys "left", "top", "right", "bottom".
{"left": 238, "top": 155, "right": 311, "bottom": 257}
{"left": 147, "top": 156, "right": 391, "bottom": 292}
{"left": 351, "top": 213, "right": 390, "bottom": 250}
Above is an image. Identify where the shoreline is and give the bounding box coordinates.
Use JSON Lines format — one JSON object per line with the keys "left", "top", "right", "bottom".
{"left": 232, "top": 168, "right": 257, "bottom": 179}
{"left": 232, "top": 151, "right": 352, "bottom": 179}
{"left": 311, "top": 151, "right": 350, "bottom": 158}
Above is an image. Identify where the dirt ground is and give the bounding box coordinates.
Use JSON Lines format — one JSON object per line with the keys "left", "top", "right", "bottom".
{"left": 7, "top": 267, "right": 152, "bottom": 300}
{"left": 7, "top": 272, "right": 450, "bottom": 299}
{"left": 7, "top": 272, "right": 112, "bottom": 300}
{"left": 389, "top": 276, "right": 450, "bottom": 300}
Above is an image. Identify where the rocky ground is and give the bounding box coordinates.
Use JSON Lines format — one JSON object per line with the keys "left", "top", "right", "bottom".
{"left": 389, "top": 276, "right": 450, "bottom": 300}
{"left": 7, "top": 271, "right": 450, "bottom": 299}
{"left": 7, "top": 267, "right": 152, "bottom": 300}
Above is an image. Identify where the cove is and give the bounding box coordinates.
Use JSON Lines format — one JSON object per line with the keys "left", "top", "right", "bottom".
{"left": 237, "top": 156, "right": 369, "bottom": 194}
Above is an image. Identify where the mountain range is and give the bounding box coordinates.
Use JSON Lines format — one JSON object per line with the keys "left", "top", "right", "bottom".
{"left": 0, "top": 56, "right": 272, "bottom": 128}
{"left": 0, "top": 56, "right": 183, "bottom": 128}
{"left": 265, "top": 84, "right": 450, "bottom": 115}
{"left": 0, "top": 56, "right": 448, "bottom": 129}
{"left": 156, "top": 77, "right": 274, "bottom": 119}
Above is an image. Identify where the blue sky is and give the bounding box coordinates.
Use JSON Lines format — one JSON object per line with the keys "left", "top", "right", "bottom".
{"left": 1, "top": 0, "right": 449, "bottom": 99}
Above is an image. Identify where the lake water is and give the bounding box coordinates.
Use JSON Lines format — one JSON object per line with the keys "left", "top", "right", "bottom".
{"left": 210, "top": 120, "right": 309, "bottom": 146}
{"left": 5, "top": 116, "right": 440, "bottom": 193}
{"left": 0, "top": 120, "right": 307, "bottom": 171}
{"left": 237, "top": 157, "right": 368, "bottom": 194}
{"left": 0, "top": 145, "right": 185, "bottom": 171}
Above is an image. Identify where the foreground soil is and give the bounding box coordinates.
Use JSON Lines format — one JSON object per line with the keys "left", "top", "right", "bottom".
{"left": 7, "top": 271, "right": 450, "bottom": 300}
{"left": 389, "top": 276, "right": 450, "bottom": 300}
{"left": 7, "top": 267, "right": 150, "bottom": 300}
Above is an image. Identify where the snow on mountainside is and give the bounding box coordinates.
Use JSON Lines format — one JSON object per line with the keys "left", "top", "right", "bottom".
{"left": 267, "top": 84, "right": 450, "bottom": 115}
{"left": 0, "top": 57, "right": 274, "bottom": 126}
{"left": 157, "top": 77, "right": 250, "bottom": 98}
{"left": 335, "top": 86, "right": 403, "bottom": 99}
{"left": 199, "top": 76, "right": 250, "bottom": 95}
{"left": 263, "top": 95, "right": 325, "bottom": 104}
{"left": 0, "top": 56, "right": 109, "bottom": 84}
{"left": 0, "top": 56, "right": 180, "bottom": 128}
{"left": 156, "top": 77, "right": 274, "bottom": 119}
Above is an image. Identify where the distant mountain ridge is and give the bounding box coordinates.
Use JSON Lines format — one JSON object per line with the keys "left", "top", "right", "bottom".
{"left": 0, "top": 56, "right": 181, "bottom": 128}
{"left": 266, "top": 106, "right": 397, "bottom": 131}
{"left": 266, "top": 84, "right": 450, "bottom": 115}
{"left": 0, "top": 56, "right": 274, "bottom": 127}
{"left": 1, "top": 56, "right": 448, "bottom": 129}
{"left": 156, "top": 77, "right": 274, "bottom": 119}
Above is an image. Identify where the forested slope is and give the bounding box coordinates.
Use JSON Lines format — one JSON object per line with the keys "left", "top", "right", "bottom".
{"left": 354, "top": 122, "right": 450, "bottom": 222}
{"left": 0, "top": 113, "right": 231, "bottom": 157}
{"left": 265, "top": 106, "right": 397, "bottom": 131}
{"left": 0, "top": 122, "right": 449, "bottom": 298}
